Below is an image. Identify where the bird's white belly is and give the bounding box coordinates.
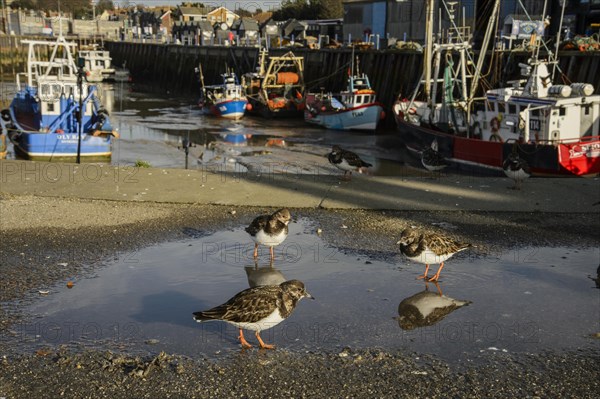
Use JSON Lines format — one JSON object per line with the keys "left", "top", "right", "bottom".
{"left": 254, "top": 229, "right": 287, "bottom": 246}
{"left": 504, "top": 169, "right": 529, "bottom": 181}
{"left": 335, "top": 158, "right": 355, "bottom": 172}
{"left": 422, "top": 161, "right": 445, "bottom": 172}
{"left": 228, "top": 310, "right": 285, "bottom": 332}
{"left": 406, "top": 248, "right": 454, "bottom": 265}
{"left": 414, "top": 295, "right": 458, "bottom": 317}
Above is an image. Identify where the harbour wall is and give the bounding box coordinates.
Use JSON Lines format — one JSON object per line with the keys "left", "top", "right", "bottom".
{"left": 2, "top": 36, "right": 600, "bottom": 122}
{"left": 105, "top": 42, "right": 600, "bottom": 117}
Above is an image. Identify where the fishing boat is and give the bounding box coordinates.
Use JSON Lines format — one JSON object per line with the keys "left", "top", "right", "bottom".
{"left": 242, "top": 49, "right": 305, "bottom": 118}
{"left": 3, "top": 36, "right": 117, "bottom": 162}
{"left": 78, "top": 47, "right": 115, "bottom": 82}
{"left": 304, "top": 57, "right": 384, "bottom": 131}
{"left": 392, "top": 0, "right": 600, "bottom": 177}
{"left": 197, "top": 65, "right": 248, "bottom": 120}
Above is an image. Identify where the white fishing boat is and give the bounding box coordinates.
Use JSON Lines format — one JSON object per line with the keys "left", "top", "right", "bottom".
{"left": 393, "top": 0, "right": 600, "bottom": 176}
{"left": 304, "top": 55, "right": 384, "bottom": 131}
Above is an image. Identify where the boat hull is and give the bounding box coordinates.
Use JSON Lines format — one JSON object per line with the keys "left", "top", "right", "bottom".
{"left": 305, "top": 103, "right": 383, "bottom": 131}
{"left": 396, "top": 116, "right": 600, "bottom": 177}
{"left": 201, "top": 99, "right": 247, "bottom": 120}
{"left": 9, "top": 131, "right": 112, "bottom": 162}
{"left": 246, "top": 97, "right": 304, "bottom": 119}
{"left": 0, "top": 132, "right": 6, "bottom": 159}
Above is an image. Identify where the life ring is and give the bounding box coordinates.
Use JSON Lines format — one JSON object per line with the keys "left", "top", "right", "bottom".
{"left": 489, "top": 133, "right": 503, "bottom": 143}
{"left": 408, "top": 107, "right": 417, "bottom": 115}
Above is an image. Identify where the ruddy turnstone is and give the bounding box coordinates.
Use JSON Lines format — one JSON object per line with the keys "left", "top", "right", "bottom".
{"left": 245, "top": 208, "right": 291, "bottom": 261}
{"left": 397, "top": 227, "right": 471, "bottom": 281}
{"left": 327, "top": 145, "right": 372, "bottom": 180}
{"left": 503, "top": 147, "right": 531, "bottom": 190}
{"left": 193, "top": 280, "right": 313, "bottom": 349}
{"left": 397, "top": 286, "right": 471, "bottom": 330}
{"left": 421, "top": 139, "right": 447, "bottom": 172}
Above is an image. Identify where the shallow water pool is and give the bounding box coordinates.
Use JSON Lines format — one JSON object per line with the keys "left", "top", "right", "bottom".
{"left": 13, "top": 218, "right": 600, "bottom": 362}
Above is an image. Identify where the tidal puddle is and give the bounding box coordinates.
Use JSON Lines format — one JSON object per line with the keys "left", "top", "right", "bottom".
{"left": 11, "top": 219, "right": 599, "bottom": 362}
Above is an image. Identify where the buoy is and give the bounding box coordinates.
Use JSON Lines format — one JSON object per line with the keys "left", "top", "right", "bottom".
{"left": 66, "top": 281, "right": 74, "bottom": 289}
{"left": 380, "top": 111, "right": 386, "bottom": 119}
{"left": 246, "top": 103, "right": 253, "bottom": 111}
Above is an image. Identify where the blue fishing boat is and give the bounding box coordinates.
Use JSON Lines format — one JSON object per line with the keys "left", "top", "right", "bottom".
{"left": 0, "top": 123, "right": 6, "bottom": 159}
{"left": 3, "top": 37, "right": 117, "bottom": 162}
{"left": 198, "top": 66, "right": 248, "bottom": 120}
{"left": 304, "top": 60, "right": 384, "bottom": 131}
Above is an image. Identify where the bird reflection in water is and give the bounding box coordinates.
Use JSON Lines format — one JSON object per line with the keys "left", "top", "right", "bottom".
{"left": 245, "top": 260, "right": 287, "bottom": 288}
{"left": 396, "top": 281, "right": 471, "bottom": 330}
{"left": 589, "top": 264, "right": 600, "bottom": 289}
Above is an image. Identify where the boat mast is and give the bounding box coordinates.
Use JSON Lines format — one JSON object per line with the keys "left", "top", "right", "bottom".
{"left": 424, "top": 0, "right": 435, "bottom": 105}
{"left": 552, "top": 0, "right": 567, "bottom": 80}
{"left": 351, "top": 46, "right": 355, "bottom": 77}
{"left": 533, "top": 0, "right": 549, "bottom": 62}
{"left": 467, "top": 0, "right": 501, "bottom": 118}
{"left": 198, "top": 63, "right": 205, "bottom": 92}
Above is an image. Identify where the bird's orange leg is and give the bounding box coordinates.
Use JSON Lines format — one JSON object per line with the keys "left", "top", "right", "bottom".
{"left": 269, "top": 246, "right": 274, "bottom": 261}
{"left": 428, "top": 262, "right": 445, "bottom": 282}
{"left": 256, "top": 332, "right": 275, "bottom": 349}
{"left": 238, "top": 329, "right": 252, "bottom": 349}
{"left": 416, "top": 264, "right": 430, "bottom": 280}
{"left": 253, "top": 244, "right": 259, "bottom": 259}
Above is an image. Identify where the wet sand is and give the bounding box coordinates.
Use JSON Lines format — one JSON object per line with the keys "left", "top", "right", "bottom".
{"left": 1, "top": 187, "right": 599, "bottom": 397}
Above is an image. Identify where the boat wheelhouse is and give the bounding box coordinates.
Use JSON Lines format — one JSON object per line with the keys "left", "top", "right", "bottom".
{"left": 4, "top": 37, "right": 117, "bottom": 162}
{"left": 242, "top": 49, "right": 305, "bottom": 118}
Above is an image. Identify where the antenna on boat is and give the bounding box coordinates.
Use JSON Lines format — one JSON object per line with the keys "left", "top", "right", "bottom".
{"left": 552, "top": 0, "right": 567, "bottom": 80}
{"left": 57, "top": 0, "right": 63, "bottom": 38}
{"left": 350, "top": 46, "right": 354, "bottom": 77}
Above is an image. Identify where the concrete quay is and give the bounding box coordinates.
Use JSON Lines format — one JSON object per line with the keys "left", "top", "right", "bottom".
{"left": 0, "top": 159, "right": 598, "bottom": 213}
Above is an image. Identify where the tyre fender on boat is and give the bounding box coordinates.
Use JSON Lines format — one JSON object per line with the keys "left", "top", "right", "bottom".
{"left": 489, "top": 117, "right": 503, "bottom": 142}
{"left": 490, "top": 117, "right": 500, "bottom": 131}
{"left": 1, "top": 109, "right": 10, "bottom": 122}
{"left": 489, "top": 133, "right": 503, "bottom": 142}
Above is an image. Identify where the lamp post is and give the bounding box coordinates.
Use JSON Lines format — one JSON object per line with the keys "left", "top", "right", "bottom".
{"left": 76, "top": 56, "right": 85, "bottom": 164}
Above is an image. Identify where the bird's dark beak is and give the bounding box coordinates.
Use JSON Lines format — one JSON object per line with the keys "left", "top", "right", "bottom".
{"left": 305, "top": 291, "right": 315, "bottom": 300}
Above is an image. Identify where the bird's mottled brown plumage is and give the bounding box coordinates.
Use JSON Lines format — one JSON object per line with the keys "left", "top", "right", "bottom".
{"left": 397, "top": 227, "right": 471, "bottom": 281}
{"left": 245, "top": 208, "right": 290, "bottom": 239}
{"left": 398, "top": 228, "right": 470, "bottom": 258}
{"left": 193, "top": 280, "right": 311, "bottom": 325}
{"left": 328, "top": 145, "right": 372, "bottom": 169}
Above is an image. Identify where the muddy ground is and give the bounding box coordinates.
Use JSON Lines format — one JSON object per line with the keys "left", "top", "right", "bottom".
{"left": 1, "top": 193, "right": 599, "bottom": 398}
